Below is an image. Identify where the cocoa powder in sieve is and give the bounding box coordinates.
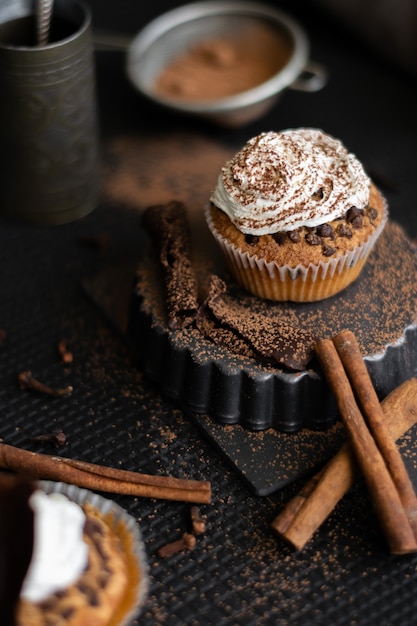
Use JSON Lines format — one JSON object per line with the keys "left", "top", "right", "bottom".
{"left": 153, "top": 25, "right": 292, "bottom": 102}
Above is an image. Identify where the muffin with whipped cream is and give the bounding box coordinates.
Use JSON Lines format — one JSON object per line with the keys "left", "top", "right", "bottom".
{"left": 0, "top": 475, "right": 148, "bottom": 626}
{"left": 207, "top": 128, "right": 388, "bottom": 301}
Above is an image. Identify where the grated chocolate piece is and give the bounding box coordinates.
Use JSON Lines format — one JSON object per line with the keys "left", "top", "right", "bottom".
{"left": 198, "top": 274, "right": 317, "bottom": 371}
{"left": 142, "top": 200, "right": 199, "bottom": 329}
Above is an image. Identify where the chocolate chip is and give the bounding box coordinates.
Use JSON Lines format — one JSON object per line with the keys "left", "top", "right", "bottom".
{"left": 77, "top": 582, "right": 100, "bottom": 606}
{"left": 316, "top": 223, "right": 334, "bottom": 238}
{"left": 288, "top": 229, "right": 301, "bottom": 243}
{"left": 271, "top": 232, "right": 287, "bottom": 245}
{"left": 322, "top": 244, "right": 336, "bottom": 257}
{"left": 337, "top": 223, "right": 352, "bottom": 238}
{"left": 89, "top": 590, "right": 100, "bottom": 606}
{"left": 305, "top": 232, "right": 322, "bottom": 246}
{"left": 98, "top": 571, "right": 111, "bottom": 588}
{"left": 40, "top": 598, "right": 58, "bottom": 611}
{"left": 346, "top": 206, "right": 363, "bottom": 222}
{"left": 245, "top": 234, "right": 259, "bottom": 245}
{"left": 367, "top": 207, "right": 378, "bottom": 222}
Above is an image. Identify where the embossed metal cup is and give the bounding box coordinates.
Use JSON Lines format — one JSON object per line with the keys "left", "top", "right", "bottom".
{"left": 0, "top": 0, "right": 100, "bottom": 225}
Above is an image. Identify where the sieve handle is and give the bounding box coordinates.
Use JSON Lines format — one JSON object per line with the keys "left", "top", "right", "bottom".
{"left": 290, "top": 61, "right": 328, "bottom": 92}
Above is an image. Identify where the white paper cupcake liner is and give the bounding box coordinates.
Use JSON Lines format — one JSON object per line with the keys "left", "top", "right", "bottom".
{"left": 206, "top": 200, "right": 388, "bottom": 301}
{"left": 38, "top": 480, "right": 149, "bottom": 626}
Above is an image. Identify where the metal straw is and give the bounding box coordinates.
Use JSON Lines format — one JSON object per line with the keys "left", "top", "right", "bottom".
{"left": 36, "top": 0, "right": 54, "bottom": 46}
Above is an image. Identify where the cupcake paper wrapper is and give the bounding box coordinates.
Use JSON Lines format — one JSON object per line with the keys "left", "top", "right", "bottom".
{"left": 39, "top": 480, "right": 149, "bottom": 626}
{"left": 206, "top": 201, "right": 388, "bottom": 301}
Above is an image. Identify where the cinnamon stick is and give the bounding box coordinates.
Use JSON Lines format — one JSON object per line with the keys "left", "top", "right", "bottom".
{"left": 333, "top": 330, "right": 417, "bottom": 534}
{"left": 271, "top": 467, "right": 326, "bottom": 535}
{"left": 312, "top": 339, "right": 416, "bottom": 554}
{"left": 272, "top": 378, "right": 417, "bottom": 550}
{"left": 0, "top": 444, "right": 211, "bottom": 504}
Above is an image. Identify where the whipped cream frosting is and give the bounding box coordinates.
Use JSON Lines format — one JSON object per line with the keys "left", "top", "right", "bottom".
{"left": 20, "top": 490, "right": 88, "bottom": 603}
{"left": 210, "top": 128, "right": 371, "bottom": 235}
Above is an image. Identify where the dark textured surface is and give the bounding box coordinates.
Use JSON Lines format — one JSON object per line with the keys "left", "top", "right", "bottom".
{"left": 1, "top": 0, "right": 417, "bottom": 623}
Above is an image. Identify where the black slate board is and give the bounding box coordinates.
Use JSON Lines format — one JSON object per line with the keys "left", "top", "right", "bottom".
{"left": 187, "top": 411, "right": 346, "bottom": 495}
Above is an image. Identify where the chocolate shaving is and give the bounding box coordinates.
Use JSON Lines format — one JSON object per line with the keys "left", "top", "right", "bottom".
{"left": 198, "top": 274, "right": 316, "bottom": 371}
{"left": 142, "top": 200, "right": 199, "bottom": 329}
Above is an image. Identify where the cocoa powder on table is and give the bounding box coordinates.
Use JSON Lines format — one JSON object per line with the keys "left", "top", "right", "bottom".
{"left": 102, "top": 133, "right": 233, "bottom": 212}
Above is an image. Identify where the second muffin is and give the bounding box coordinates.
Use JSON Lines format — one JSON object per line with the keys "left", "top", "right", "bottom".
{"left": 207, "top": 128, "right": 388, "bottom": 302}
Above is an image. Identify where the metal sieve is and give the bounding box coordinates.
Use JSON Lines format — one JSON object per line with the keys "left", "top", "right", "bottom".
{"left": 126, "top": 1, "right": 327, "bottom": 126}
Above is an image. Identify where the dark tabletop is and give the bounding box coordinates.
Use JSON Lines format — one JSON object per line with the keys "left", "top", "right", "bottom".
{"left": 2, "top": 1, "right": 417, "bottom": 624}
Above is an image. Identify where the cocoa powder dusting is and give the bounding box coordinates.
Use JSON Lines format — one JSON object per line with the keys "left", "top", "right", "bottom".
{"left": 153, "top": 25, "right": 292, "bottom": 102}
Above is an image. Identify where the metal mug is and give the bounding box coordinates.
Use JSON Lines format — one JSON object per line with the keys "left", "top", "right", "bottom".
{"left": 0, "top": 0, "right": 100, "bottom": 225}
